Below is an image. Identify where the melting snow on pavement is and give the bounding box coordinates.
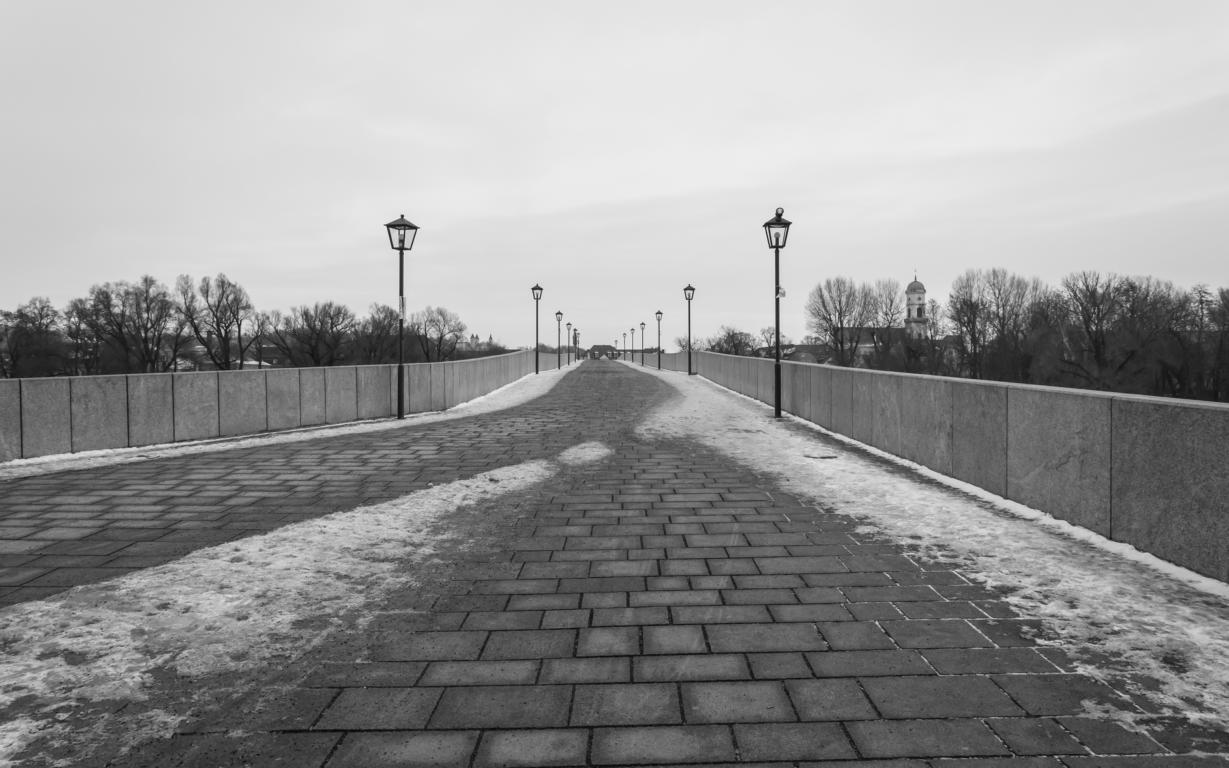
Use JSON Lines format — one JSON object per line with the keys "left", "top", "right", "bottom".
{"left": 0, "top": 436, "right": 610, "bottom": 766}
{"left": 638, "top": 367, "right": 1229, "bottom": 730}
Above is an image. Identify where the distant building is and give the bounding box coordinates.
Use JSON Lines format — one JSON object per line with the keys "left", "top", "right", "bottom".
{"left": 905, "top": 275, "right": 927, "bottom": 340}
{"left": 455, "top": 334, "right": 496, "bottom": 353}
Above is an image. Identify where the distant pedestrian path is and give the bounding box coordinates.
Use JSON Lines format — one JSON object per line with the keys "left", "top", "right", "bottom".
{"left": 0, "top": 360, "right": 1227, "bottom": 767}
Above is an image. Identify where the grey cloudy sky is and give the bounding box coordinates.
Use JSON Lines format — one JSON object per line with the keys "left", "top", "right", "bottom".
{"left": 2, "top": 0, "right": 1226, "bottom": 349}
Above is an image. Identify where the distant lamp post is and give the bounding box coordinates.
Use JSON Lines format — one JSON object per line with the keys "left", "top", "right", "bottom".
{"left": 684, "top": 284, "right": 695, "bottom": 375}
{"left": 630, "top": 327, "right": 636, "bottom": 365}
{"left": 566, "top": 321, "right": 573, "bottom": 365}
{"left": 640, "top": 322, "right": 646, "bottom": 365}
{"left": 763, "top": 207, "right": 792, "bottom": 418}
{"left": 532, "top": 283, "right": 543, "bottom": 374}
{"left": 622, "top": 331, "right": 627, "bottom": 359}
{"left": 555, "top": 311, "right": 563, "bottom": 369}
{"left": 385, "top": 214, "right": 419, "bottom": 419}
{"left": 655, "top": 310, "right": 663, "bottom": 370}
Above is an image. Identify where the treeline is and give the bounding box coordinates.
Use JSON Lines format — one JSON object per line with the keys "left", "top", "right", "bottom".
{"left": 0, "top": 273, "right": 499, "bottom": 378}
{"left": 804, "top": 269, "right": 1229, "bottom": 401}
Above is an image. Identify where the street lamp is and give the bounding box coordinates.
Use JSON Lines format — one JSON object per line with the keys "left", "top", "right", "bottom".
{"left": 566, "top": 321, "right": 573, "bottom": 365}
{"left": 622, "top": 331, "right": 627, "bottom": 359}
{"left": 655, "top": 310, "right": 663, "bottom": 370}
{"left": 640, "top": 322, "right": 646, "bottom": 365}
{"left": 385, "top": 214, "right": 419, "bottom": 419}
{"left": 630, "top": 326, "right": 636, "bottom": 365}
{"left": 555, "top": 311, "right": 563, "bottom": 369}
{"left": 684, "top": 284, "right": 695, "bottom": 375}
{"left": 763, "top": 207, "right": 792, "bottom": 418}
{"left": 574, "top": 328, "right": 580, "bottom": 360}
{"left": 531, "top": 283, "right": 543, "bottom": 374}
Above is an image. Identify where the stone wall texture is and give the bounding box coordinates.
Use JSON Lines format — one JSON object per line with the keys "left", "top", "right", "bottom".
{"left": 1, "top": 349, "right": 543, "bottom": 460}
{"left": 693, "top": 351, "right": 1229, "bottom": 582}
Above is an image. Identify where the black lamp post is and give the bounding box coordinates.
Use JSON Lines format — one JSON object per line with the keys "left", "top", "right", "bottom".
{"left": 640, "top": 322, "right": 646, "bottom": 365}
{"left": 574, "top": 328, "right": 580, "bottom": 360}
{"left": 630, "top": 327, "right": 636, "bottom": 364}
{"left": 566, "top": 321, "right": 572, "bottom": 365}
{"left": 385, "top": 214, "right": 419, "bottom": 419}
{"left": 555, "top": 311, "right": 563, "bottom": 369}
{"left": 531, "top": 283, "right": 543, "bottom": 374}
{"left": 763, "top": 207, "right": 792, "bottom": 418}
{"left": 684, "top": 284, "right": 695, "bottom": 375}
{"left": 655, "top": 310, "right": 663, "bottom": 370}
{"left": 622, "top": 332, "right": 627, "bottom": 359}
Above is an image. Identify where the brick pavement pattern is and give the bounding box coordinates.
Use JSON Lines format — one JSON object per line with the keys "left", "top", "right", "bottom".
{"left": 3, "top": 360, "right": 1226, "bottom": 767}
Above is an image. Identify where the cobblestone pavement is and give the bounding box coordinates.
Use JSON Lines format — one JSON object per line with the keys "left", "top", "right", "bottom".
{"left": 3, "top": 361, "right": 1227, "bottom": 767}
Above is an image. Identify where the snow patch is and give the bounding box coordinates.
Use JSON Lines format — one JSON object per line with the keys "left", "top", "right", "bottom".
{"left": 0, "top": 364, "right": 573, "bottom": 481}
{"left": 557, "top": 441, "right": 613, "bottom": 466}
{"left": 0, "top": 436, "right": 595, "bottom": 765}
{"left": 636, "top": 367, "right": 1229, "bottom": 727}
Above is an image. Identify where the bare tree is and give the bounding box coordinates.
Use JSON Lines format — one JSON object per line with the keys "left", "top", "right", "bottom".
{"left": 984, "top": 268, "right": 1044, "bottom": 381}
{"left": 353, "top": 303, "right": 401, "bottom": 363}
{"left": 62, "top": 297, "right": 103, "bottom": 375}
{"left": 705, "top": 326, "right": 756, "bottom": 356}
{"left": 947, "top": 270, "right": 991, "bottom": 378}
{"left": 805, "top": 277, "right": 873, "bottom": 366}
{"left": 411, "top": 306, "right": 467, "bottom": 362}
{"left": 1060, "top": 270, "right": 1125, "bottom": 389}
{"left": 85, "top": 276, "right": 190, "bottom": 373}
{"left": 867, "top": 278, "right": 903, "bottom": 360}
{"left": 267, "top": 302, "right": 356, "bottom": 366}
{"left": 0, "top": 297, "right": 64, "bottom": 377}
{"left": 176, "top": 273, "right": 257, "bottom": 370}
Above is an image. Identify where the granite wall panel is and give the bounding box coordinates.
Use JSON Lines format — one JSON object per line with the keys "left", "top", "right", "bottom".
{"left": 1110, "top": 397, "right": 1229, "bottom": 581}
{"left": 1007, "top": 385, "right": 1111, "bottom": 536}
{"left": 898, "top": 375, "right": 954, "bottom": 476}
{"left": 266, "top": 369, "right": 301, "bottom": 431}
{"left": 0, "top": 380, "right": 21, "bottom": 461}
{"left": 173, "top": 372, "right": 220, "bottom": 443}
{"left": 219, "top": 370, "right": 267, "bottom": 437}
{"left": 127, "top": 374, "right": 173, "bottom": 447}
{"left": 71, "top": 375, "right": 128, "bottom": 452}
{"left": 20, "top": 378, "right": 72, "bottom": 458}
{"left": 299, "top": 368, "right": 326, "bottom": 427}
{"left": 324, "top": 367, "right": 358, "bottom": 424}
{"left": 951, "top": 381, "right": 1007, "bottom": 497}
{"left": 357, "top": 365, "right": 392, "bottom": 419}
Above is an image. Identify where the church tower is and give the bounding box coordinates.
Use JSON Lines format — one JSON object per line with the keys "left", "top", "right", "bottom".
{"left": 905, "top": 274, "right": 927, "bottom": 339}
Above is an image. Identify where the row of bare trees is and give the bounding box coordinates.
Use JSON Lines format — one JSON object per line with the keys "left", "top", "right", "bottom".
{"left": 802, "top": 269, "right": 1229, "bottom": 401}
{"left": 1, "top": 274, "right": 485, "bottom": 378}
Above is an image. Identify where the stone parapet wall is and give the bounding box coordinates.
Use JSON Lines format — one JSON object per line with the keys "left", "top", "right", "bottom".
{"left": 0, "top": 349, "right": 556, "bottom": 463}
{"left": 693, "top": 351, "right": 1229, "bottom": 583}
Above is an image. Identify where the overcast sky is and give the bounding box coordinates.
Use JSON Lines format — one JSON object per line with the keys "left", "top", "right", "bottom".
{"left": 2, "top": 1, "right": 1227, "bottom": 350}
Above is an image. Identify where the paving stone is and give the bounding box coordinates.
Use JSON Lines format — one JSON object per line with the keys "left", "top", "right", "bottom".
{"left": 847, "top": 718, "right": 1013, "bottom": 758}
{"left": 734, "top": 722, "right": 858, "bottom": 761}
{"left": 419, "top": 660, "right": 540, "bottom": 686}
{"left": 817, "top": 620, "right": 896, "bottom": 650}
{"left": 629, "top": 589, "right": 721, "bottom": 607}
{"left": 754, "top": 556, "right": 846, "bottom": 574}
{"left": 681, "top": 680, "right": 795, "bottom": 723}
{"left": 302, "top": 662, "right": 426, "bottom": 688}
{"left": 428, "top": 685, "right": 572, "bottom": 729}
{"left": 328, "top": 731, "right": 479, "bottom": 768}
{"left": 507, "top": 593, "right": 579, "bottom": 611}
{"left": 635, "top": 654, "right": 751, "bottom": 682}
{"left": 462, "top": 610, "right": 543, "bottom": 630}
{"left": 572, "top": 682, "right": 682, "bottom": 725}
{"left": 578, "top": 626, "right": 639, "bottom": 656}
{"left": 314, "top": 687, "right": 441, "bottom": 730}
{"left": 1058, "top": 718, "right": 1168, "bottom": 754}
{"left": 591, "top": 725, "right": 736, "bottom": 764}
{"left": 747, "top": 652, "right": 813, "bottom": 679}
{"left": 805, "top": 650, "right": 935, "bottom": 677}
{"left": 993, "top": 675, "right": 1135, "bottom": 716}
{"left": 881, "top": 619, "right": 995, "bottom": 648}
{"left": 474, "top": 729, "right": 589, "bottom": 768}
{"left": 643, "top": 625, "right": 707, "bottom": 655}
{"left": 706, "top": 623, "right": 825, "bottom": 652}
{"left": 540, "top": 656, "right": 630, "bottom": 684}
{"left": 126, "top": 732, "right": 340, "bottom": 768}
{"left": 372, "top": 630, "right": 488, "bottom": 661}
{"left": 923, "top": 648, "right": 1061, "bottom": 674}
{"left": 989, "top": 717, "right": 1091, "bottom": 755}
{"left": 672, "top": 605, "right": 772, "bottom": 624}
{"left": 592, "top": 606, "right": 668, "bottom": 626}
{"left": 481, "top": 629, "right": 576, "bottom": 660}
{"left": 861, "top": 675, "right": 1025, "bottom": 718}
{"left": 786, "top": 678, "right": 878, "bottom": 720}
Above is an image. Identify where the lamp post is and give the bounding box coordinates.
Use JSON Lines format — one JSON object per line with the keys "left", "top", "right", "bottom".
{"left": 555, "top": 311, "right": 563, "bottom": 369}
{"left": 574, "top": 328, "right": 580, "bottom": 360}
{"left": 566, "top": 322, "right": 572, "bottom": 365}
{"left": 655, "top": 310, "right": 663, "bottom": 370}
{"left": 763, "top": 207, "right": 792, "bottom": 418}
{"left": 640, "top": 322, "right": 646, "bottom": 365}
{"left": 532, "top": 284, "right": 543, "bottom": 374}
{"left": 622, "top": 332, "right": 627, "bottom": 359}
{"left": 630, "top": 327, "right": 636, "bottom": 364}
{"left": 684, "top": 284, "right": 695, "bottom": 375}
{"left": 385, "top": 214, "right": 419, "bottom": 419}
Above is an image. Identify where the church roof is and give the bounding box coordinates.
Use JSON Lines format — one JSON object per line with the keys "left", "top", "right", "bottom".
{"left": 907, "top": 279, "right": 926, "bottom": 293}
